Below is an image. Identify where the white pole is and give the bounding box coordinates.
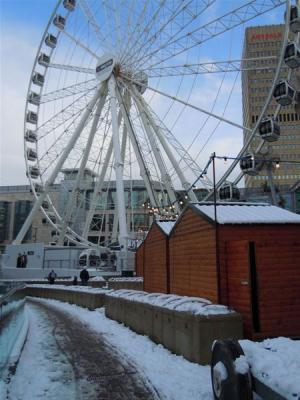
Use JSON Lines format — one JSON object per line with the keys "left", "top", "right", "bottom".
{"left": 114, "top": 85, "right": 159, "bottom": 207}
{"left": 135, "top": 97, "right": 179, "bottom": 212}
{"left": 82, "top": 109, "right": 124, "bottom": 240}
{"left": 112, "top": 119, "right": 129, "bottom": 242}
{"left": 58, "top": 87, "right": 107, "bottom": 245}
{"left": 108, "top": 76, "right": 128, "bottom": 264}
{"left": 134, "top": 90, "right": 198, "bottom": 202}
{"left": 14, "top": 85, "right": 104, "bottom": 244}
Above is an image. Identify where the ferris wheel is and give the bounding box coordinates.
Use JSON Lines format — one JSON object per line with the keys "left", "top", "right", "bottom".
{"left": 14, "top": 0, "right": 300, "bottom": 249}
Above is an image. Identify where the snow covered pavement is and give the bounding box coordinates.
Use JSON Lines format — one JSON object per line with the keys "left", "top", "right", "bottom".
{"left": 3, "top": 298, "right": 213, "bottom": 400}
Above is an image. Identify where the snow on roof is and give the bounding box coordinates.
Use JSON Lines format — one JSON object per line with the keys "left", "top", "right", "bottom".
{"left": 193, "top": 203, "right": 300, "bottom": 224}
{"left": 156, "top": 220, "right": 176, "bottom": 235}
{"left": 107, "top": 290, "right": 233, "bottom": 315}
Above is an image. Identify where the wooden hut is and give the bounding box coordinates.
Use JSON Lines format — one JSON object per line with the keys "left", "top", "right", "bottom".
{"left": 169, "top": 202, "right": 300, "bottom": 339}
{"left": 135, "top": 240, "right": 145, "bottom": 278}
{"left": 135, "top": 220, "right": 175, "bottom": 293}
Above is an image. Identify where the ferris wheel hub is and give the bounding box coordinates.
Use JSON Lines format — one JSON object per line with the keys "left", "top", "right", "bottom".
{"left": 96, "top": 53, "right": 115, "bottom": 82}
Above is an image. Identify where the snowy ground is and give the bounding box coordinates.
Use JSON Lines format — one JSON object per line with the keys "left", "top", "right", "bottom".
{"left": 2, "top": 296, "right": 299, "bottom": 400}
{"left": 1, "top": 298, "right": 213, "bottom": 400}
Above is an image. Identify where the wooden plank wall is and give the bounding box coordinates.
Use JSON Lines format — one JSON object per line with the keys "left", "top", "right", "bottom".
{"left": 222, "top": 240, "right": 253, "bottom": 337}
{"left": 219, "top": 224, "right": 300, "bottom": 339}
{"left": 135, "top": 242, "right": 145, "bottom": 277}
{"left": 255, "top": 240, "right": 300, "bottom": 338}
{"left": 144, "top": 224, "right": 168, "bottom": 293}
{"left": 169, "top": 209, "right": 218, "bottom": 302}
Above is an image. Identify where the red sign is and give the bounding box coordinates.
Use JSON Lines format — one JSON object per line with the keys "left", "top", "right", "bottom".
{"left": 250, "top": 32, "right": 282, "bottom": 41}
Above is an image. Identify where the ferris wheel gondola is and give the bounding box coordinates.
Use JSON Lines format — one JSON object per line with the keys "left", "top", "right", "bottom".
{"left": 259, "top": 118, "right": 281, "bottom": 142}
{"left": 289, "top": 4, "right": 300, "bottom": 33}
{"left": 273, "top": 80, "right": 300, "bottom": 106}
{"left": 218, "top": 182, "right": 240, "bottom": 201}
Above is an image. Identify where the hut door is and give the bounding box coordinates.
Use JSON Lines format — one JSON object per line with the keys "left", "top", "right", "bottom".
{"left": 225, "top": 240, "right": 255, "bottom": 337}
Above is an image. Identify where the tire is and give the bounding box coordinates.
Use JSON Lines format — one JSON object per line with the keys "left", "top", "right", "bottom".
{"left": 211, "top": 339, "right": 252, "bottom": 400}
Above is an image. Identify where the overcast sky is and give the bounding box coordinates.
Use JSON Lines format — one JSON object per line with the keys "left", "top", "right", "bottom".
{"left": 0, "top": 1, "right": 284, "bottom": 187}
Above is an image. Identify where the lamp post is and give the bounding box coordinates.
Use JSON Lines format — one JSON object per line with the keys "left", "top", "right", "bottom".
{"left": 211, "top": 152, "right": 221, "bottom": 303}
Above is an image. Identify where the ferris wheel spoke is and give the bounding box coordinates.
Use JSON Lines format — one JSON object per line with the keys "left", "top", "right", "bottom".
{"left": 62, "top": 29, "right": 99, "bottom": 59}
{"left": 37, "top": 90, "right": 97, "bottom": 140}
{"left": 120, "top": 0, "right": 167, "bottom": 65}
{"left": 115, "top": 82, "right": 160, "bottom": 207}
{"left": 15, "top": 85, "right": 103, "bottom": 245}
{"left": 39, "top": 79, "right": 98, "bottom": 104}
{"left": 134, "top": 93, "right": 179, "bottom": 210}
{"left": 130, "top": 85, "right": 210, "bottom": 195}
{"left": 47, "top": 63, "right": 95, "bottom": 75}
{"left": 78, "top": 0, "right": 112, "bottom": 53}
{"left": 117, "top": 0, "right": 150, "bottom": 64}
{"left": 58, "top": 86, "right": 108, "bottom": 245}
{"left": 140, "top": 56, "right": 279, "bottom": 77}
{"left": 140, "top": 82, "right": 251, "bottom": 133}
{"left": 132, "top": 0, "right": 285, "bottom": 71}
{"left": 124, "top": 0, "right": 215, "bottom": 70}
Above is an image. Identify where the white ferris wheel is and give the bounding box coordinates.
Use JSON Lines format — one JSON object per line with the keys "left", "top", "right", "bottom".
{"left": 15, "top": 0, "right": 300, "bottom": 250}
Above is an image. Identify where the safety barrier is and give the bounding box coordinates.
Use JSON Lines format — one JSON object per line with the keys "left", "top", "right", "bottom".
{"left": 105, "top": 292, "right": 243, "bottom": 365}
{"left": 18, "top": 285, "right": 108, "bottom": 310}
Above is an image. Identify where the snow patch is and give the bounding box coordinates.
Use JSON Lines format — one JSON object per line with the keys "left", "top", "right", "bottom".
{"left": 241, "top": 337, "right": 300, "bottom": 400}
{"left": 213, "top": 361, "right": 228, "bottom": 381}
{"left": 234, "top": 355, "right": 249, "bottom": 374}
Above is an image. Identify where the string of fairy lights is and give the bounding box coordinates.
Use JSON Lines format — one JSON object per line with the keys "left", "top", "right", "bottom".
{"left": 141, "top": 153, "right": 300, "bottom": 220}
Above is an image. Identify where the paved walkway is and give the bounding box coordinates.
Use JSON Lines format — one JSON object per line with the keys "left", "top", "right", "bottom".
{"left": 6, "top": 299, "right": 161, "bottom": 400}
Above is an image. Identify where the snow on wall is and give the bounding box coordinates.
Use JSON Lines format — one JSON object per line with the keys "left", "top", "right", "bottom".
{"left": 108, "top": 277, "right": 143, "bottom": 282}
{"left": 107, "top": 290, "right": 233, "bottom": 315}
{"left": 25, "top": 284, "right": 111, "bottom": 294}
{"left": 194, "top": 203, "right": 300, "bottom": 224}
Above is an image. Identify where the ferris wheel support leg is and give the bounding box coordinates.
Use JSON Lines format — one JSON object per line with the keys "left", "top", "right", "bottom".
{"left": 82, "top": 108, "right": 124, "bottom": 240}
{"left": 135, "top": 91, "right": 198, "bottom": 203}
{"left": 108, "top": 76, "right": 128, "bottom": 263}
{"left": 58, "top": 86, "right": 108, "bottom": 246}
{"left": 14, "top": 85, "right": 104, "bottom": 245}
{"left": 136, "top": 98, "right": 179, "bottom": 212}
{"left": 114, "top": 85, "right": 159, "bottom": 208}
{"left": 111, "top": 122, "right": 129, "bottom": 242}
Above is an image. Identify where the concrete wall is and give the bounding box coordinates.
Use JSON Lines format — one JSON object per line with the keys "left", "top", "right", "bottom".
{"left": 107, "top": 280, "right": 143, "bottom": 291}
{"left": 16, "top": 286, "right": 107, "bottom": 310}
{"left": 105, "top": 294, "right": 243, "bottom": 365}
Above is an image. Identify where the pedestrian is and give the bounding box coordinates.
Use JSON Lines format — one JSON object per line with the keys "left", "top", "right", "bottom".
{"left": 48, "top": 270, "right": 57, "bottom": 284}
{"left": 72, "top": 276, "right": 78, "bottom": 285}
{"left": 16, "top": 253, "right": 22, "bottom": 268}
{"left": 80, "top": 268, "right": 89, "bottom": 286}
{"left": 23, "top": 252, "right": 28, "bottom": 268}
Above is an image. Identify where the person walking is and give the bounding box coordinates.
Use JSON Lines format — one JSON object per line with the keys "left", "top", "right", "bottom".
{"left": 23, "top": 252, "right": 28, "bottom": 268}
{"left": 16, "top": 253, "right": 22, "bottom": 268}
{"left": 80, "top": 268, "right": 89, "bottom": 286}
{"left": 48, "top": 270, "right": 57, "bottom": 284}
